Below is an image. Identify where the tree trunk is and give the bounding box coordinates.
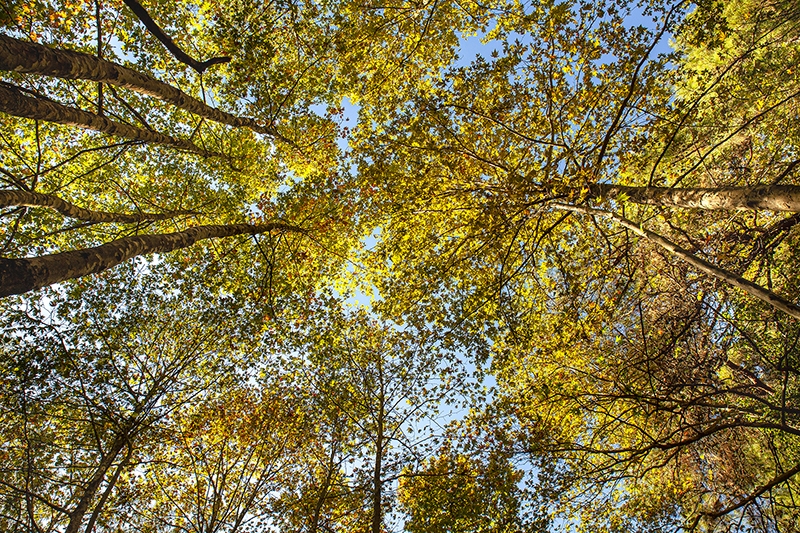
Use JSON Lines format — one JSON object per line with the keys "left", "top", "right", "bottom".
{"left": 309, "top": 442, "right": 338, "bottom": 533}
{"left": 553, "top": 203, "right": 800, "bottom": 320}
{"left": 0, "top": 190, "right": 196, "bottom": 223}
{"left": 0, "top": 34, "right": 281, "bottom": 138}
{"left": 64, "top": 433, "right": 128, "bottom": 533}
{"left": 585, "top": 183, "right": 800, "bottom": 212}
{"left": 371, "top": 430, "right": 383, "bottom": 533}
{"left": 0, "top": 222, "right": 303, "bottom": 297}
{"left": 82, "top": 444, "right": 133, "bottom": 533}
{"left": 0, "top": 83, "right": 227, "bottom": 159}
{"left": 371, "top": 366, "right": 386, "bottom": 533}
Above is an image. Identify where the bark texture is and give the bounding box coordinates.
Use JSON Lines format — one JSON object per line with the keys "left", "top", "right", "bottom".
{"left": 553, "top": 203, "right": 800, "bottom": 320}
{"left": 586, "top": 183, "right": 800, "bottom": 212}
{"left": 0, "top": 83, "right": 227, "bottom": 158}
{"left": 0, "top": 222, "right": 303, "bottom": 297}
{"left": 0, "top": 190, "right": 195, "bottom": 223}
{"left": 0, "top": 34, "right": 278, "bottom": 136}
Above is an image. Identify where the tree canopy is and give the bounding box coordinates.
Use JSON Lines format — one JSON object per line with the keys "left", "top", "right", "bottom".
{"left": 2, "top": 0, "right": 800, "bottom": 531}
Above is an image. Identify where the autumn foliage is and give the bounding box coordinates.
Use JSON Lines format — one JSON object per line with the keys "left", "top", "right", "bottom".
{"left": 2, "top": 0, "right": 800, "bottom": 531}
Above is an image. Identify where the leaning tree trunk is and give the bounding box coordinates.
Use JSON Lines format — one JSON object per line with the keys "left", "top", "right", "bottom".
{"left": 583, "top": 183, "right": 800, "bottom": 212}
{"left": 553, "top": 203, "right": 800, "bottom": 320}
{"left": 0, "top": 222, "right": 303, "bottom": 297}
{"left": 63, "top": 433, "right": 129, "bottom": 533}
{"left": 0, "top": 34, "right": 282, "bottom": 138}
{"left": 0, "top": 190, "right": 196, "bottom": 223}
{"left": 81, "top": 444, "right": 133, "bottom": 533}
{"left": 0, "top": 83, "right": 227, "bottom": 159}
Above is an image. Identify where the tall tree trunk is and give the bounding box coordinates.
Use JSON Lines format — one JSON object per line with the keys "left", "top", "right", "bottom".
{"left": 371, "top": 430, "right": 383, "bottom": 533}
{"left": 553, "top": 203, "right": 800, "bottom": 320}
{"left": 0, "top": 83, "right": 227, "bottom": 159}
{"left": 0, "top": 222, "right": 303, "bottom": 297}
{"left": 0, "top": 190, "right": 196, "bottom": 223}
{"left": 82, "top": 444, "right": 133, "bottom": 533}
{"left": 371, "top": 366, "right": 386, "bottom": 533}
{"left": 0, "top": 34, "right": 283, "bottom": 139}
{"left": 64, "top": 433, "right": 129, "bottom": 533}
{"left": 309, "top": 441, "right": 339, "bottom": 533}
{"left": 583, "top": 183, "right": 800, "bottom": 212}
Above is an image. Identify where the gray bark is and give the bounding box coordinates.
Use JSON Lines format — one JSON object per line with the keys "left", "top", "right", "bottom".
{"left": 552, "top": 202, "right": 800, "bottom": 320}
{"left": 0, "top": 222, "right": 303, "bottom": 297}
{"left": 586, "top": 183, "right": 800, "bottom": 212}
{"left": 0, "top": 190, "right": 196, "bottom": 223}
{"left": 0, "top": 83, "right": 227, "bottom": 158}
{"left": 0, "top": 34, "right": 280, "bottom": 137}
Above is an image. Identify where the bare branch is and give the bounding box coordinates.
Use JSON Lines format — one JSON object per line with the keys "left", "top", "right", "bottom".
{"left": 121, "top": 0, "right": 230, "bottom": 74}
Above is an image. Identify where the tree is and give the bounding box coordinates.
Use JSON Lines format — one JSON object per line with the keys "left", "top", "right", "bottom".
{"left": 349, "top": 0, "right": 800, "bottom": 529}
{"left": 3, "top": 0, "right": 800, "bottom": 531}
{"left": 269, "top": 298, "right": 467, "bottom": 533}
{"left": 121, "top": 373, "right": 308, "bottom": 533}
{"left": 0, "top": 189, "right": 196, "bottom": 222}
{"left": 398, "top": 441, "right": 529, "bottom": 532}
{"left": 354, "top": 0, "right": 800, "bottom": 320}
{"left": 0, "top": 81, "right": 230, "bottom": 159}
{"left": 0, "top": 33, "right": 284, "bottom": 139}
{"left": 0, "top": 264, "right": 250, "bottom": 533}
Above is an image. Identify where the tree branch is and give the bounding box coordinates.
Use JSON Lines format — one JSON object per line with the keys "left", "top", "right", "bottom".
{"left": 0, "top": 82, "right": 228, "bottom": 159}
{"left": 121, "top": 0, "right": 230, "bottom": 74}
{"left": 686, "top": 461, "right": 800, "bottom": 531}
{"left": 0, "top": 34, "right": 285, "bottom": 140}
{"left": 552, "top": 203, "right": 800, "bottom": 320}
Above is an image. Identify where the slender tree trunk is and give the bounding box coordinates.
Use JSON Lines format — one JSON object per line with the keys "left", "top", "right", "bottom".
{"left": 64, "top": 434, "right": 128, "bottom": 533}
{"left": 371, "top": 367, "right": 386, "bottom": 533}
{"left": 0, "top": 34, "right": 282, "bottom": 138}
{"left": 0, "top": 83, "right": 227, "bottom": 159}
{"left": 82, "top": 444, "right": 132, "bottom": 533}
{"left": 584, "top": 183, "right": 800, "bottom": 212}
{"left": 309, "top": 441, "right": 339, "bottom": 533}
{"left": 0, "top": 190, "right": 196, "bottom": 223}
{"left": 0, "top": 222, "right": 303, "bottom": 297}
{"left": 553, "top": 203, "right": 800, "bottom": 320}
{"left": 371, "top": 430, "right": 383, "bottom": 533}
